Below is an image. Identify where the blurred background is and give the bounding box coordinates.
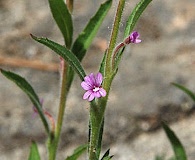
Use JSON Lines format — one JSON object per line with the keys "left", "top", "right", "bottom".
{"left": 0, "top": 0, "right": 195, "bottom": 159}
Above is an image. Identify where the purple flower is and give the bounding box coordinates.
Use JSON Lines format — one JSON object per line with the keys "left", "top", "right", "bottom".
{"left": 124, "top": 31, "right": 141, "bottom": 44}
{"left": 81, "top": 72, "right": 106, "bottom": 101}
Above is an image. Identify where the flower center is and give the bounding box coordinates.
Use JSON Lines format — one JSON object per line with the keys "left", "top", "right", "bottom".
{"left": 93, "top": 86, "right": 100, "bottom": 92}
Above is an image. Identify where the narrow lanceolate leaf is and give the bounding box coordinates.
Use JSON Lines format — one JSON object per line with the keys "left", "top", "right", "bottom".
{"left": 162, "top": 122, "right": 187, "bottom": 160}
{"left": 31, "top": 34, "right": 86, "bottom": 80}
{"left": 101, "top": 149, "right": 113, "bottom": 160}
{"left": 124, "top": 0, "right": 152, "bottom": 37}
{"left": 65, "top": 144, "right": 88, "bottom": 160}
{"left": 28, "top": 141, "right": 41, "bottom": 160}
{"left": 101, "top": 149, "right": 110, "bottom": 159}
{"left": 171, "top": 83, "right": 195, "bottom": 102}
{"left": 48, "top": 0, "right": 73, "bottom": 48}
{"left": 0, "top": 69, "right": 50, "bottom": 134}
{"left": 72, "top": 0, "right": 112, "bottom": 61}
{"left": 102, "top": 157, "right": 114, "bottom": 160}
{"left": 99, "top": 51, "right": 107, "bottom": 77}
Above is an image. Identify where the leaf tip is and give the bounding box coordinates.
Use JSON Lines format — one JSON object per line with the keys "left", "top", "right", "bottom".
{"left": 29, "top": 139, "right": 35, "bottom": 146}
{"left": 30, "top": 34, "right": 36, "bottom": 39}
{"left": 0, "top": 68, "right": 5, "bottom": 74}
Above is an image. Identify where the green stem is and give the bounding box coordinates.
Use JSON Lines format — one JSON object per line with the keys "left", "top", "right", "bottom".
{"left": 88, "top": 103, "right": 101, "bottom": 160}
{"left": 48, "top": 63, "right": 68, "bottom": 160}
{"left": 105, "top": 0, "right": 125, "bottom": 74}
{"left": 88, "top": 1, "right": 125, "bottom": 159}
{"left": 56, "top": 63, "right": 68, "bottom": 141}
{"left": 47, "top": 1, "right": 74, "bottom": 159}
{"left": 88, "top": 79, "right": 112, "bottom": 160}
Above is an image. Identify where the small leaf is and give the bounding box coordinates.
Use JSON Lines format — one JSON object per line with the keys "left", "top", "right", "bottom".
{"left": 48, "top": 0, "right": 73, "bottom": 48}
{"left": 101, "top": 149, "right": 110, "bottom": 160}
{"left": 101, "top": 149, "right": 113, "bottom": 160}
{"left": 72, "top": 0, "right": 112, "bottom": 61}
{"left": 31, "top": 35, "right": 86, "bottom": 80}
{"left": 124, "top": 0, "right": 152, "bottom": 37}
{"left": 171, "top": 82, "right": 195, "bottom": 102}
{"left": 99, "top": 51, "right": 107, "bottom": 77}
{"left": 1, "top": 69, "right": 49, "bottom": 134}
{"left": 101, "top": 156, "right": 114, "bottom": 160}
{"left": 65, "top": 144, "right": 88, "bottom": 160}
{"left": 112, "top": 46, "right": 125, "bottom": 72}
{"left": 28, "top": 141, "right": 41, "bottom": 160}
{"left": 154, "top": 155, "right": 166, "bottom": 160}
{"left": 162, "top": 122, "right": 187, "bottom": 160}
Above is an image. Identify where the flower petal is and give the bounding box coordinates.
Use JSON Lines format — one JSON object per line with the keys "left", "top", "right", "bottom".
{"left": 94, "top": 91, "right": 101, "bottom": 98}
{"left": 81, "top": 81, "right": 92, "bottom": 90}
{"left": 99, "top": 88, "right": 106, "bottom": 97}
{"left": 89, "top": 73, "right": 96, "bottom": 85}
{"left": 88, "top": 93, "right": 95, "bottom": 101}
{"left": 135, "top": 39, "right": 142, "bottom": 43}
{"left": 83, "top": 90, "right": 92, "bottom": 100}
{"left": 95, "top": 72, "right": 103, "bottom": 86}
{"left": 84, "top": 75, "right": 93, "bottom": 86}
{"left": 129, "top": 31, "right": 141, "bottom": 43}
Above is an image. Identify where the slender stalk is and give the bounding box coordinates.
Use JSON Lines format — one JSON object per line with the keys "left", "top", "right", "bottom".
{"left": 56, "top": 63, "right": 68, "bottom": 140}
{"left": 88, "top": 1, "right": 125, "bottom": 159}
{"left": 105, "top": 0, "right": 125, "bottom": 74}
{"left": 88, "top": 79, "right": 112, "bottom": 160}
{"left": 88, "top": 104, "right": 101, "bottom": 160}
{"left": 48, "top": 62, "right": 68, "bottom": 160}
{"left": 48, "top": 1, "right": 73, "bottom": 159}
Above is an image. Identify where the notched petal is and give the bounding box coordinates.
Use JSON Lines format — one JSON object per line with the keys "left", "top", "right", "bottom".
{"left": 96, "top": 72, "right": 103, "bottom": 86}
{"left": 83, "top": 90, "right": 92, "bottom": 100}
{"left": 81, "top": 81, "right": 91, "bottom": 90}
{"left": 99, "top": 88, "right": 106, "bottom": 97}
{"left": 88, "top": 94, "right": 95, "bottom": 101}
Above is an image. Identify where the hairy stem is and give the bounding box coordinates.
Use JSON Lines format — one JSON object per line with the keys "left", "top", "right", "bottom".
{"left": 105, "top": 0, "right": 125, "bottom": 74}
{"left": 88, "top": 1, "right": 125, "bottom": 159}
{"left": 48, "top": 1, "right": 73, "bottom": 159}
{"left": 48, "top": 62, "right": 68, "bottom": 160}
{"left": 88, "top": 77, "right": 113, "bottom": 160}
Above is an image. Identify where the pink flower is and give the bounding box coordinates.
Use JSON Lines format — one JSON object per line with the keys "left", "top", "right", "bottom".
{"left": 81, "top": 72, "right": 106, "bottom": 101}
{"left": 124, "top": 31, "right": 141, "bottom": 44}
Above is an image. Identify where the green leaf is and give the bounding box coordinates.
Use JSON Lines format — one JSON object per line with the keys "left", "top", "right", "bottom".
{"left": 28, "top": 141, "right": 41, "bottom": 160}
{"left": 1, "top": 69, "right": 49, "bottom": 134}
{"left": 31, "top": 34, "right": 86, "bottom": 80}
{"left": 171, "top": 82, "right": 195, "bottom": 102}
{"left": 65, "top": 144, "right": 88, "bottom": 160}
{"left": 72, "top": 0, "right": 112, "bottom": 61}
{"left": 101, "top": 149, "right": 113, "bottom": 160}
{"left": 162, "top": 122, "right": 187, "bottom": 160}
{"left": 99, "top": 51, "right": 107, "bottom": 76}
{"left": 124, "top": 0, "right": 152, "bottom": 37}
{"left": 154, "top": 155, "right": 165, "bottom": 160}
{"left": 48, "top": 0, "right": 73, "bottom": 48}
